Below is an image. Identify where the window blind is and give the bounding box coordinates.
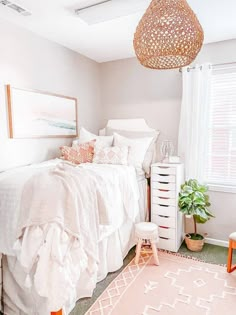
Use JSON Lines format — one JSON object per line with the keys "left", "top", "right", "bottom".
{"left": 207, "top": 68, "right": 236, "bottom": 187}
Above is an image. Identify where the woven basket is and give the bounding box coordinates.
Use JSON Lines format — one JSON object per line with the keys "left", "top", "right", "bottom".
{"left": 185, "top": 234, "right": 205, "bottom": 252}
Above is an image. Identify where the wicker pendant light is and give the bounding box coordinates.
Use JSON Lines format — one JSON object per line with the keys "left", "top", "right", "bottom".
{"left": 133, "top": 0, "right": 204, "bottom": 70}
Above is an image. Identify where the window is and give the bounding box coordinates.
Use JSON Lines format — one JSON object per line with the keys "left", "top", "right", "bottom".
{"left": 206, "top": 66, "right": 236, "bottom": 188}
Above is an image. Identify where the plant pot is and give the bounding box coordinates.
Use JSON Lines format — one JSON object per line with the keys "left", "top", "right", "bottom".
{"left": 185, "top": 233, "right": 205, "bottom": 252}
{"left": 185, "top": 214, "right": 193, "bottom": 219}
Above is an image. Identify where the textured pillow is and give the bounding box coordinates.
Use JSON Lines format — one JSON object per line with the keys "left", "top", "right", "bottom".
{"left": 107, "top": 128, "right": 160, "bottom": 174}
{"left": 93, "top": 146, "right": 129, "bottom": 165}
{"left": 113, "top": 133, "right": 153, "bottom": 170}
{"left": 60, "top": 140, "right": 95, "bottom": 164}
{"left": 73, "top": 127, "right": 113, "bottom": 149}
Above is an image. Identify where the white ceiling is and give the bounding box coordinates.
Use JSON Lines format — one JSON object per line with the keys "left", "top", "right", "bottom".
{"left": 0, "top": 0, "right": 236, "bottom": 63}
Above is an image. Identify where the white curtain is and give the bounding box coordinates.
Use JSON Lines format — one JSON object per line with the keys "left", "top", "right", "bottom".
{"left": 178, "top": 63, "right": 212, "bottom": 182}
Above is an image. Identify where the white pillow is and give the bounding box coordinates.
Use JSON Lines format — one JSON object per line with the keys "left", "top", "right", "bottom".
{"left": 93, "top": 146, "right": 129, "bottom": 165}
{"left": 113, "top": 133, "right": 153, "bottom": 170}
{"left": 106, "top": 127, "right": 160, "bottom": 174}
{"left": 73, "top": 127, "right": 113, "bottom": 149}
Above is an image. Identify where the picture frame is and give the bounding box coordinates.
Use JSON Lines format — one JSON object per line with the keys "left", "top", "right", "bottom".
{"left": 6, "top": 85, "right": 78, "bottom": 138}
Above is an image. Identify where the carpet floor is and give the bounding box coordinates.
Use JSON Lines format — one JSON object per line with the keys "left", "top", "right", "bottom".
{"left": 0, "top": 243, "right": 233, "bottom": 315}
{"left": 70, "top": 242, "right": 235, "bottom": 315}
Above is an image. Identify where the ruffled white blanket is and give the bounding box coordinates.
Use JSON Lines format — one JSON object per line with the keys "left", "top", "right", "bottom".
{"left": 0, "top": 160, "right": 140, "bottom": 314}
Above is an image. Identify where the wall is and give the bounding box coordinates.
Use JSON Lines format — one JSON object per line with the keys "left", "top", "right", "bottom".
{"left": 100, "top": 58, "right": 181, "bottom": 160}
{"left": 100, "top": 39, "right": 236, "bottom": 242}
{"left": 0, "top": 16, "right": 235, "bottom": 241}
{"left": 0, "top": 18, "right": 102, "bottom": 171}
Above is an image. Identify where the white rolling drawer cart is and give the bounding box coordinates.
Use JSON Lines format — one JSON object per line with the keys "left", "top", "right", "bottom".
{"left": 151, "top": 163, "right": 184, "bottom": 252}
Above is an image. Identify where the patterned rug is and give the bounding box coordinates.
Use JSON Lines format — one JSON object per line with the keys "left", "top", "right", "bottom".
{"left": 85, "top": 251, "right": 236, "bottom": 315}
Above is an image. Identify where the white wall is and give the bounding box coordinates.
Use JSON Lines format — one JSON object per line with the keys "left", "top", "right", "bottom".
{"left": 100, "top": 39, "right": 236, "bottom": 242}
{"left": 100, "top": 58, "right": 181, "bottom": 160}
{"left": 0, "top": 18, "right": 102, "bottom": 171}
{"left": 0, "top": 16, "right": 235, "bottom": 242}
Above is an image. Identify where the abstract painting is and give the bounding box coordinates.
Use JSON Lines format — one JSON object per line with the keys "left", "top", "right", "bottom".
{"left": 7, "top": 85, "right": 77, "bottom": 138}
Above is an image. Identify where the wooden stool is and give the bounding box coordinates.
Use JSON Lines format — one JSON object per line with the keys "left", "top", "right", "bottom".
{"left": 227, "top": 232, "right": 236, "bottom": 273}
{"left": 135, "top": 222, "right": 159, "bottom": 265}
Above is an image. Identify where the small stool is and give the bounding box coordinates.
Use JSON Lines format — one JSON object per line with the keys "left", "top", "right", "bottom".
{"left": 227, "top": 232, "right": 236, "bottom": 273}
{"left": 135, "top": 222, "right": 159, "bottom": 265}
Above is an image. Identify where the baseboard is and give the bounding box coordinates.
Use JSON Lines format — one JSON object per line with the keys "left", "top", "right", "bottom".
{"left": 205, "top": 237, "right": 228, "bottom": 248}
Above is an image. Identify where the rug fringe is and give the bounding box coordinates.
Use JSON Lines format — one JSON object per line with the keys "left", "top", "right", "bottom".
{"left": 157, "top": 249, "right": 227, "bottom": 267}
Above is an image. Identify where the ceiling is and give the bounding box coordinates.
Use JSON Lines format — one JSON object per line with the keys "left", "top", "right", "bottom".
{"left": 0, "top": 0, "right": 236, "bottom": 63}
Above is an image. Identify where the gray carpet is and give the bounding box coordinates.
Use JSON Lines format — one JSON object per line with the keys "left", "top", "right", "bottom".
{"left": 70, "top": 242, "right": 235, "bottom": 314}
{"left": 0, "top": 243, "right": 234, "bottom": 315}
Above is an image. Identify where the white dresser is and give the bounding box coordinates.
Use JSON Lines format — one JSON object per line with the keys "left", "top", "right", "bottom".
{"left": 151, "top": 163, "right": 184, "bottom": 252}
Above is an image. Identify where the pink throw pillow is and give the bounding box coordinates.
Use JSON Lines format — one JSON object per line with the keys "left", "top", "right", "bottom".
{"left": 93, "top": 146, "right": 129, "bottom": 165}
{"left": 60, "top": 140, "right": 96, "bottom": 164}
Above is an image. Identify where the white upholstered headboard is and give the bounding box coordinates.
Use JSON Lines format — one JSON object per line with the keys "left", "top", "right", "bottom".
{"left": 99, "top": 119, "right": 156, "bottom": 135}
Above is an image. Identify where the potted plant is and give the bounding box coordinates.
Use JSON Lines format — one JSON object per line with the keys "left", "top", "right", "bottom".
{"left": 178, "top": 179, "right": 214, "bottom": 252}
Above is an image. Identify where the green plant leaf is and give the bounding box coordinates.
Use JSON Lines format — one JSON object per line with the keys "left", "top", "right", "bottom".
{"left": 194, "top": 214, "right": 208, "bottom": 224}
{"left": 204, "top": 208, "right": 215, "bottom": 218}
{"left": 178, "top": 178, "right": 214, "bottom": 226}
{"left": 179, "top": 206, "right": 189, "bottom": 214}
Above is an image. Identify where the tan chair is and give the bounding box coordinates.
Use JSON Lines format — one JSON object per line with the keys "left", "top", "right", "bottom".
{"left": 227, "top": 232, "right": 236, "bottom": 273}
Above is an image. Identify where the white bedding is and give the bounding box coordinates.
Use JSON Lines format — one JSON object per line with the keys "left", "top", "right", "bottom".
{"left": 0, "top": 159, "right": 142, "bottom": 314}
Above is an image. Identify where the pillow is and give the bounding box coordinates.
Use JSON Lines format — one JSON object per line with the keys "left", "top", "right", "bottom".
{"left": 113, "top": 133, "right": 153, "bottom": 170}
{"left": 93, "top": 146, "right": 129, "bottom": 165}
{"left": 106, "top": 127, "right": 160, "bottom": 174}
{"left": 73, "top": 127, "right": 113, "bottom": 149}
{"left": 60, "top": 140, "right": 95, "bottom": 164}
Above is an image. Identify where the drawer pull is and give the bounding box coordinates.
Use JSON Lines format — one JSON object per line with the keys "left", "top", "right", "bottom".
{"left": 152, "top": 174, "right": 176, "bottom": 183}
{"left": 152, "top": 166, "right": 176, "bottom": 175}
{"left": 152, "top": 204, "right": 176, "bottom": 217}
{"left": 152, "top": 214, "right": 176, "bottom": 228}
{"left": 152, "top": 182, "right": 176, "bottom": 191}
{"left": 152, "top": 189, "right": 176, "bottom": 199}
{"left": 154, "top": 197, "right": 176, "bottom": 206}
{"left": 159, "top": 226, "right": 169, "bottom": 229}
{"left": 160, "top": 237, "right": 169, "bottom": 240}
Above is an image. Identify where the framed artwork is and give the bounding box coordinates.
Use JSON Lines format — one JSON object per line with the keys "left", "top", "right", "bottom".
{"left": 6, "top": 85, "right": 78, "bottom": 138}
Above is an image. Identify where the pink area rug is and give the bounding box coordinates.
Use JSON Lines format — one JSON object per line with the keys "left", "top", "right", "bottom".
{"left": 85, "top": 251, "right": 236, "bottom": 315}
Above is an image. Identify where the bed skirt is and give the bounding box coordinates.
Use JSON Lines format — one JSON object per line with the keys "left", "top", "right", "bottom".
{"left": 2, "top": 219, "right": 136, "bottom": 315}
{"left": 1, "top": 177, "right": 147, "bottom": 315}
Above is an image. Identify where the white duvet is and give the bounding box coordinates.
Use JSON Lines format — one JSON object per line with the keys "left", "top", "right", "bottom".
{"left": 0, "top": 159, "right": 140, "bottom": 314}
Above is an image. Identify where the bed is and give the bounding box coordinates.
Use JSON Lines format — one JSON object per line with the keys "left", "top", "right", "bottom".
{"left": 0, "top": 119, "right": 158, "bottom": 315}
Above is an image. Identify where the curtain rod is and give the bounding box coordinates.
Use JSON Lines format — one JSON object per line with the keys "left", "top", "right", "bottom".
{"left": 179, "top": 61, "right": 236, "bottom": 73}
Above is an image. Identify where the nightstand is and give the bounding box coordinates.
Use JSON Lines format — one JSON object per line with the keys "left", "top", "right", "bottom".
{"left": 151, "top": 163, "right": 184, "bottom": 252}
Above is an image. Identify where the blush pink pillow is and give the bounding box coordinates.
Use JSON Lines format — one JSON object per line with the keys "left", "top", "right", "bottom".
{"left": 60, "top": 140, "right": 96, "bottom": 164}
{"left": 93, "top": 146, "right": 129, "bottom": 165}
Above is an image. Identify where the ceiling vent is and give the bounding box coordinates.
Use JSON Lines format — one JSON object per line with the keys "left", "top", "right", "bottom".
{"left": 0, "top": 0, "right": 31, "bottom": 16}
{"left": 74, "top": 0, "right": 150, "bottom": 25}
{"left": 75, "top": 0, "right": 112, "bottom": 14}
